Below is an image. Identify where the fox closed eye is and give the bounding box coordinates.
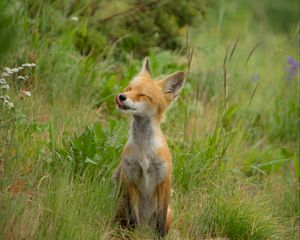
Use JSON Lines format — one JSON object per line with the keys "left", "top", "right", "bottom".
{"left": 140, "top": 94, "right": 151, "bottom": 100}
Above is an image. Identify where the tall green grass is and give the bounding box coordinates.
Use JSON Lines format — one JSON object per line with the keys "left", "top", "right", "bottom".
{"left": 0, "top": 0, "right": 299, "bottom": 239}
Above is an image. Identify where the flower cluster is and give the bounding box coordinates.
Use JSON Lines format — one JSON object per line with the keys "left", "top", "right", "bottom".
{"left": 286, "top": 56, "right": 299, "bottom": 81}
{"left": 0, "top": 95, "right": 13, "bottom": 108}
{"left": 0, "top": 63, "right": 35, "bottom": 109}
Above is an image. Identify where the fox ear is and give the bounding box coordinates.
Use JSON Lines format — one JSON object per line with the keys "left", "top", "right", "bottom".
{"left": 159, "top": 72, "right": 186, "bottom": 99}
{"left": 139, "top": 57, "right": 151, "bottom": 76}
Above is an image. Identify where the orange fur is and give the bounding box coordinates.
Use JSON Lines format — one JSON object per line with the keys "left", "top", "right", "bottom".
{"left": 114, "top": 58, "right": 185, "bottom": 237}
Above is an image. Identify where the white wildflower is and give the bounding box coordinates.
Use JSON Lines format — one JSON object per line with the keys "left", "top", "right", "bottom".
{"left": 0, "top": 95, "right": 10, "bottom": 100}
{"left": 17, "top": 76, "right": 26, "bottom": 80}
{"left": 22, "top": 90, "right": 31, "bottom": 97}
{"left": 11, "top": 68, "right": 19, "bottom": 73}
{"left": 0, "top": 79, "right": 7, "bottom": 85}
{"left": 22, "top": 63, "right": 35, "bottom": 68}
{"left": 71, "top": 16, "right": 79, "bottom": 22}
{"left": 2, "top": 72, "right": 10, "bottom": 77}
{"left": 4, "top": 100, "right": 14, "bottom": 108}
{"left": 8, "top": 102, "right": 14, "bottom": 108}
{"left": 4, "top": 68, "right": 14, "bottom": 74}
{"left": 3, "top": 67, "right": 11, "bottom": 72}
{"left": 17, "top": 67, "right": 24, "bottom": 71}
{"left": 1, "top": 84, "right": 9, "bottom": 90}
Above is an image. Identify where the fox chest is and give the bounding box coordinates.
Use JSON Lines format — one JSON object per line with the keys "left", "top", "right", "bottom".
{"left": 122, "top": 151, "right": 168, "bottom": 195}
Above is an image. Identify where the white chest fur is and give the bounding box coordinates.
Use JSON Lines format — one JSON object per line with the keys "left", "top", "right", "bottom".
{"left": 122, "top": 116, "right": 167, "bottom": 197}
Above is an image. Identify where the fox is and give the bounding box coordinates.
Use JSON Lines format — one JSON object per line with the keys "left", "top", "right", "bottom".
{"left": 113, "top": 57, "right": 185, "bottom": 237}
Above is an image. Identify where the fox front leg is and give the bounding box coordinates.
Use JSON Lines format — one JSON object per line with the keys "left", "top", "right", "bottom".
{"left": 156, "top": 179, "right": 171, "bottom": 237}
{"left": 115, "top": 189, "right": 138, "bottom": 229}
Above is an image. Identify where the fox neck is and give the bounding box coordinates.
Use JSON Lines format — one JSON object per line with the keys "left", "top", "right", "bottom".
{"left": 130, "top": 115, "right": 163, "bottom": 151}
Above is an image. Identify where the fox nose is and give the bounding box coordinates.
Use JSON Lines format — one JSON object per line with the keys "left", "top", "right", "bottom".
{"left": 118, "top": 94, "right": 127, "bottom": 102}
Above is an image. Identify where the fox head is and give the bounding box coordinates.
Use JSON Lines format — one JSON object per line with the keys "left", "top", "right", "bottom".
{"left": 116, "top": 58, "right": 186, "bottom": 122}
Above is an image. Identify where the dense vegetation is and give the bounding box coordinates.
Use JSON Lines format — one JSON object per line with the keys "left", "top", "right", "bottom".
{"left": 1, "top": 0, "right": 299, "bottom": 239}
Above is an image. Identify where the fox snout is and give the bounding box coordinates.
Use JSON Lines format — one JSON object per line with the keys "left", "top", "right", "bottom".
{"left": 116, "top": 93, "right": 128, "bottom": 110}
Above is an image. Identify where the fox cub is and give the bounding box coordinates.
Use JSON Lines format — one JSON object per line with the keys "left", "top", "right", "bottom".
{"left": 114, "top": 57, "right": 185, "bottom": 237}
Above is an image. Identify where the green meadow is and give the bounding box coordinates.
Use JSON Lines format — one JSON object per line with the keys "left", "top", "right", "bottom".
{"left": 0, "top": 0, "right": 299, "bottom": 239}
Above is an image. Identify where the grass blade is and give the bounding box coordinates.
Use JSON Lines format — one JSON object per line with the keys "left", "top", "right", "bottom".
{"left": 223, "top": 46, "right": 229, "bottom": 68}
{"left": 248, "top": 82, "right": 260, "bottom": 105}
{"left": 229, "top": 36, "right": 240, "bottom": 62}
{"left": 244, "top": 41, "right": 263, "bottom": 67}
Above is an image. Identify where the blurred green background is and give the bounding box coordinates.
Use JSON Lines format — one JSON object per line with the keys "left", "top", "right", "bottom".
{"left": 0, "top": 0, "right": 299, "bottom": 239}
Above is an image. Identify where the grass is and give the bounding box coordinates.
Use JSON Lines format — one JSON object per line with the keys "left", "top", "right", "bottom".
{"left": 0, "top": 0, "right": 299, "bottom": 239}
